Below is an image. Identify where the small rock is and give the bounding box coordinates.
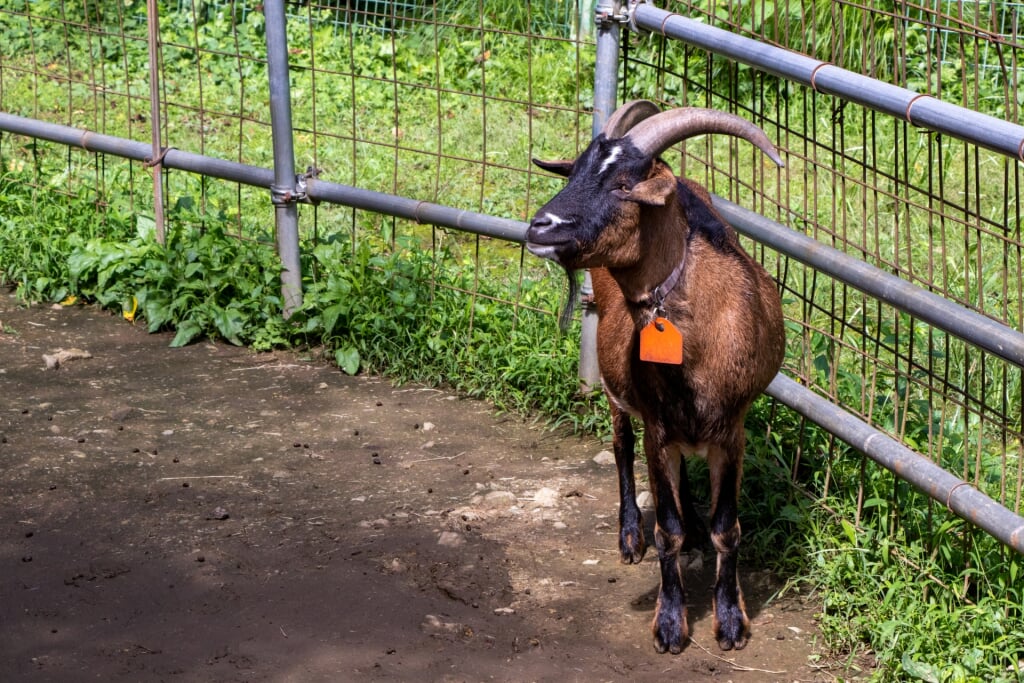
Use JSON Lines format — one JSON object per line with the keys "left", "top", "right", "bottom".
{"left": 420, "top": 614, "right": 461, "bottom": 634}
{"left": 109, "top": 406, "right": 138, "bottom": 422}
{"left": 421, "top": 422, "right": 435, "bottom": 432}
{"left": 552, "top": 521, "right": 567, "bottom": 530}
{"left": 209, "top": 507, "right": 230, "bottom": 520}
{"left": 359, "top": 518, "right": 390, "bottom": 529}
{"left": 683, "top": 550, "right": 703, "bottom": 572}
{"left": 493, "top": 607, "right": 515, "bottom": 616}
{"left": 420, "top": 440, "right": 435, "bottom": 449}
{"left": 583, "top": 559, "right": 599, "bottom": 566}
{"left": 437, "top": 531, "right": 465, "bottom": 548}
{"left": 636, "top": 491, "right": 654, "bottom": 510}
{"left": 533, "top": 487, "right": 560, "bottom": 508}
{"left": 479, "top": 490, "right": 516, "bottom": 509}
{"left": 70, "top": 450, "right": 86, "bottom": 459}
{"left": 592, "top": 450, "right": 615, "bottom": 466}
{"left": 42, "top": 348, "right": 92, "bottom": 370}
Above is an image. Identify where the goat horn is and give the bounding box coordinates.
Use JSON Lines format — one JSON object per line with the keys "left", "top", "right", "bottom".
{"left": 626, "top": 107, "right": 785, "bottom": 167}
{"left": 601, "top": 99, "right": 663, "bottom": 139}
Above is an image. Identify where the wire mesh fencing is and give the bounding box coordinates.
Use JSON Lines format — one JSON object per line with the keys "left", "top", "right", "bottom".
{"left": 622, "top": 0, "right": 1024, "bottom": 571}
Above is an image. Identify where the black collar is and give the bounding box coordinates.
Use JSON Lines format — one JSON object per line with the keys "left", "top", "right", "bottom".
{"left": 630, "top": 241, "right": 688, "bottom": 316}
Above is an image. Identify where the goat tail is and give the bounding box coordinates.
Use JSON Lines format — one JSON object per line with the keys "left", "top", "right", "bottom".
{"left": 558, "top": 268, "right": 580, "bottom": 333}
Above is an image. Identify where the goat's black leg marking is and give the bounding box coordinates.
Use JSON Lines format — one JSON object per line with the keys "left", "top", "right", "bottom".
{"left": 610, "top": 401, "right": 645, "bottom": 564}
{"left": 708, "top": 444, "right": 750, "bottom": 651}
{"left": 677, "top": 459, "right": 709, "bottom": 551}
{"left": 647, "top": 441, "right": 689, "bottom": 654}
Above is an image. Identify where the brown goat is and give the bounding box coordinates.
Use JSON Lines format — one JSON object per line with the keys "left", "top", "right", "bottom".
{"left": 526, "top": 101, "right": 785, "bottom": 654}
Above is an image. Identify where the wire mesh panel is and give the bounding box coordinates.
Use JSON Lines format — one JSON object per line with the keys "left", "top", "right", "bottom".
{"left": 621, "top": 0, "right": 1024, "bottom": 649}
{"left": 0, "top": 0, "right": 599, "bottom": 411}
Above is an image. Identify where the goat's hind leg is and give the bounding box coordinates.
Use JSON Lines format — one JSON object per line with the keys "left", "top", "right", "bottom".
{"left": 610, "top": 401, "right": 645, "bottom": 564}
{"left": 647, "top": 440, "right": 689, "bottom": 654}
{"left": 708, "top": 442, "right": 750, "bottom": 651}
{"left": 677, "top": 456, "right": 709, "bottom": 551}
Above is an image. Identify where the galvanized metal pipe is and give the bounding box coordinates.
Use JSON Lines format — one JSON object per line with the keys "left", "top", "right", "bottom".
{"left": 579, "top": 0, "right": 626, "bottom": 391}
{"left": 145, "top": 0, "right": 166, "bottom": 245}
{"left": 263, "top": 0, "right": 303, "bottom": 318}
{"left": 630, "top": 2, "right": 1024, "bottom": 162}
{"left": 766, "top": 373, "right": 1024, "bottom": 555}
{"left": 0, "top": 112, "right": 276, "bottom": 185}
{"left": 713, "top": 196, "right": 1024, "bottom": 370}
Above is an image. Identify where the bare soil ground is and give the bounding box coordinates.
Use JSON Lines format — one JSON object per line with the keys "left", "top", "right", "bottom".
{"left": 1, "top": 289, "right": 843, "bottom": 682}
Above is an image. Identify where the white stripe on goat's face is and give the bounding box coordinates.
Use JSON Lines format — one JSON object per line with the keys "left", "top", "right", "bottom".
{"left": 598, "top": 145, "right": 622, "bottom": 175}
{"left": 543, "top": 212, "right": 569, "bottom": 227}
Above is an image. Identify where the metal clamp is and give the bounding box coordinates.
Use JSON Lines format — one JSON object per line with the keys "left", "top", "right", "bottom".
{"left": 625, "top": 0, "right": 648, "bottom": 33}
{"left": 270, "top": 166, "right": 321, "bottom": 205}
{"left": 595, "top": 0, "right": 631, "bottom": 27}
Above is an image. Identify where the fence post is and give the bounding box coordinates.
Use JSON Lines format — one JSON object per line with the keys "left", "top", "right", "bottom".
{"left": 263, "top": 0, "right": 303, "bottom": 318}
{"left": 145, "top": 0, "right": 166, "bottom": 245}
{"left": 578, "top": 0, "right": 624, "bottom": 391}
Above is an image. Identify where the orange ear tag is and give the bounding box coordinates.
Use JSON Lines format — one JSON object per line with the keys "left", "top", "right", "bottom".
{"left": 639, "top": 317, "right": 683, "bottom": 364}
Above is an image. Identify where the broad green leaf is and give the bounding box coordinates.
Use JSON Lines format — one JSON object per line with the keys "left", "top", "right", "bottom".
{"left": 901, "top": 653, "right": 941, "bottom": 683}
{"left": 170, "top": 320, "right": 203, "bottom": 348}
{"left": 335, "top": 346, "right": 360, "bottom": 375}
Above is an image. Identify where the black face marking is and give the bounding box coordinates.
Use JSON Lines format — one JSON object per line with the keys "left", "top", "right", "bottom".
{"left": 527, "top": 135, "right": 652, "bottom": 268}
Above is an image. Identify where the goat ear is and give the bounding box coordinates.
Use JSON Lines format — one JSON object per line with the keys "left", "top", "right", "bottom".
{"left": 532, "top": 158, "right": 574, "bottom": 177}
{"left": 620, "top": 175, "right": 676, "bottom": 206}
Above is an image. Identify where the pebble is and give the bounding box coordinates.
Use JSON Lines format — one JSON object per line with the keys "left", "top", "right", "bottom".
{"left": 493, "top": 607, "right": 515, "bottom": 616}
{"left": 477, "top": 490, "right": 516, "bottom": 509}
{"left": 421, "top": 614, "right": 461, "bottom": 634}
{"left": 437, "top": 531, "right": 465, "bottom": 547}
{"left": 636, "top": 491, "right": 654, "bottom": 509}
{"left": 592, "top": 450, "right": 615, "bottom": 466}
{"left": 421, "top": 422, "right": 435, "bottom": 432}
{"left": 209, "top": 507, "right": 230, "bottom": 520}
{"left": 532, "top": 487, "right": 560, "bottom": 508}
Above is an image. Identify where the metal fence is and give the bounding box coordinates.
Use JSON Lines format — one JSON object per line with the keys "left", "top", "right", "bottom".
{"left": 2, "top": 0, "right": 1023, "bottom": 617}
{"left": 616, "top": 0, "right": 1024, "bottom": 550}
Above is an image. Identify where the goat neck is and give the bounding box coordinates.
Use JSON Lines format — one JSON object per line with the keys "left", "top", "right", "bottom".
{"left": 605, "top": 178, "right": 689, "bottom": 320}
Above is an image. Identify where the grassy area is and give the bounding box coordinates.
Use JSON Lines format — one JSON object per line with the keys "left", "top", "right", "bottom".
{"left": 2, "top": 2, "right": 1024, "bottom": 680}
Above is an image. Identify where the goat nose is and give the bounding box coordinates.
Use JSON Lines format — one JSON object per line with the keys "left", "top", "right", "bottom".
{"left": 529, "top": 214, "right": 553, "bottom": 231}
{"left": 528, "top": 212, "right": 566, "bottom": 235}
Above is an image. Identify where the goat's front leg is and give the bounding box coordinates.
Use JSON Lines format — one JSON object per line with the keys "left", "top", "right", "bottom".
{"left": 708, "top": 440, "right": 750, "bottom": 651}
{"left": 646, "top": 433, "right": 689, "bottom": 654}
{"left": 609, "top": 400, "right": 645, "bottom": 564}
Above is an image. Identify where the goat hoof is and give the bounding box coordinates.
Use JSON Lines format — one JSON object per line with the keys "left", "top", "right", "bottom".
{"left": 716, "top": 633, "right": 749, "bottom": 651}
{"left": 619, "top": 527, "right": 646, "bottom": 564}
{"left": 652, "top": 608, "right": 689, "bottom": 654}
{"left": 714, "top": 614, "right": 750, "bottom": 651}
{"left": 652, "top": 629, "right": 689, "bottom": 655}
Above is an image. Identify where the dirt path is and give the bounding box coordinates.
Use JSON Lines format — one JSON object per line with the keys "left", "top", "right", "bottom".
{"left": 1, "top": 290, "right": 837, "bottom": 681}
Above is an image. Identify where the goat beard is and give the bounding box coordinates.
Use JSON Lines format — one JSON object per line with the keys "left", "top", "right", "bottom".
{"left": 558, "top": 267, "right": 580, "bottom": 333}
